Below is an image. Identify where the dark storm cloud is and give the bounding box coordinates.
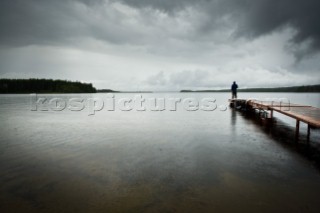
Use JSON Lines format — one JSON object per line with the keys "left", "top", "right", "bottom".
{"left": 113, "top": 0, "right": 197, "bottom": 14}
{"left": 117, "top": 0, "right": 320, "bottom": 56}
{"left": 230, "top": 0, "right": 320, "bottom": 57}
{"left": 0, "top": 0, "right": 139, "bottom": 47}
{"left": 0, "top": 0, "right": 84, "bottom": 46}
{"left": 1, "top": 0, "right": 320, "bottom": 57}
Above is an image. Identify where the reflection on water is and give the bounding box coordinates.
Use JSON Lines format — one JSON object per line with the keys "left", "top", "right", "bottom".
{"left": 241, "top": 109, "right": 320, "bottom": 170}
{"left": 1, "top": 93, "right": 320, "bottom": 212}
{"left": 230, "top": 108, "right": 237, "bottom": 127}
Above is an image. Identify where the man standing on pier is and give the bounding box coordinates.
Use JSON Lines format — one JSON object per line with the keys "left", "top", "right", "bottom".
{"left": 231, "top": 81, "right": 238, "bottom": 99}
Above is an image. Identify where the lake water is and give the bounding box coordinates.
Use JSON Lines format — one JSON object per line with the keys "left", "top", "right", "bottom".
{"left": 1, "top": 92, "right": 320, "bottom": 212}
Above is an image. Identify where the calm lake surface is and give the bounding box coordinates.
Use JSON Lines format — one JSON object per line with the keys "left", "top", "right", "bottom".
{"left": 1, "top": 92, "right": 320, "bottom": 212}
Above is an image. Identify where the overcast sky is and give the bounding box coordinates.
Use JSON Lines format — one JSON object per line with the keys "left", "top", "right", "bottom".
{"left": 0, "top": 0, "right": 319, "bottom": 90}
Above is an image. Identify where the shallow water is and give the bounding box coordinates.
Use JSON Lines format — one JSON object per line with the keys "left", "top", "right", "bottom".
{"left": 1, "top": 92, "right": 320, "bottom": 212}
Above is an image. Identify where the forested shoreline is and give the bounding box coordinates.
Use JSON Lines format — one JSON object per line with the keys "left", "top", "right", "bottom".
{"left": 0, "top": 79, "right": 96, "bottom": 93}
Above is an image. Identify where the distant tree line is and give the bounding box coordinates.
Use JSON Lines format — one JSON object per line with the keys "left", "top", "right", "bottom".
{"left": 0, "top": 79, "right": 96, "bottom": 93}
{"left": 237, "top": 85, "right": 320, "bottom": 92}
{"left": 181, "top": 84, "right": 320, "bottom": 93}
{"left": 97, "top": 89, "right": 119, "bottom": 93}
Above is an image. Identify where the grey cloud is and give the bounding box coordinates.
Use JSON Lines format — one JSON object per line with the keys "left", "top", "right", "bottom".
{"left": 77, "top": 0, "right": 105, "bottom": 6}
{"left": 114, "top": 0, "right": 197, "bottom": 14}
{"left": 117, "top": 0, "right": 320, "bottom": 57}
{"left": 169, "top": 70, "right": 210, "bottom": 88}
{"left": 145, "top": 71, "right": 167, "bottom": 86}
{"left": 0, "top": 0, "right": 143, "bottom": 47}
{"left": 144, "top": 68, "right": 319, "bottom": 91}
{"left": 1, "top": 0, "right": 320, "bottom": 58}
{"left": 0, "top": 0, "right": 85, "bottom": 46}
{"left": 1, "top": 0, "right": 319, "bottom": 90}
{"left": 230, "top": 0, "right": 320, "bottom": 57}
{"left": 145, "top": 70, "right": 217, "bottom": 90}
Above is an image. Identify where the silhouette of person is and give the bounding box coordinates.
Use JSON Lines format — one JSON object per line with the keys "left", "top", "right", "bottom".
{"left": 231, "top": 81, "right": 238, "bottom": 99}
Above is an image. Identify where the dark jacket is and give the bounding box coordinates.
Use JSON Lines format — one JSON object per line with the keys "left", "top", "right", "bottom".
{"left": 231, "top": 83, "right": 238, "bottom": 92}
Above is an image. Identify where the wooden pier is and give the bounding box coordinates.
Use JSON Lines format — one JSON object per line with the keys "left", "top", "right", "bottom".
{"left": 229, "top": 99, "right": 320, "bottom": 141}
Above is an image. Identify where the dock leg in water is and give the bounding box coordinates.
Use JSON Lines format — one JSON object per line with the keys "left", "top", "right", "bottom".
{"left": 295, "top": 120, "right": 300, "bottom": 141}
{"left": 307, "top": 124, "right": 311, "bottom": 142}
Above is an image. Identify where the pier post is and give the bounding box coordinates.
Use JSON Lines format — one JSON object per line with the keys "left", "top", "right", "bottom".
{"left": 270, "top": 109, "right": 273, "bottom": 118}
{"left": 307, "top": 124, "right": 311, "bottom": 142}
{"left": 295, "top": 120, "right": 300, "bottom": 141}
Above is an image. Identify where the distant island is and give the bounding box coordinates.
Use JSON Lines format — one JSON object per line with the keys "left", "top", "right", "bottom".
{"left": 97, "top": 89, "right": 152, "bottom": 93}
{"left": 181, "top": 84, "right": 320, "bottom": 93}
{"left": 97, "top": 89, "right": 120, "bottom": 93}
{"left": 0, "top": 79, "right": 96, "bottom": 93}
